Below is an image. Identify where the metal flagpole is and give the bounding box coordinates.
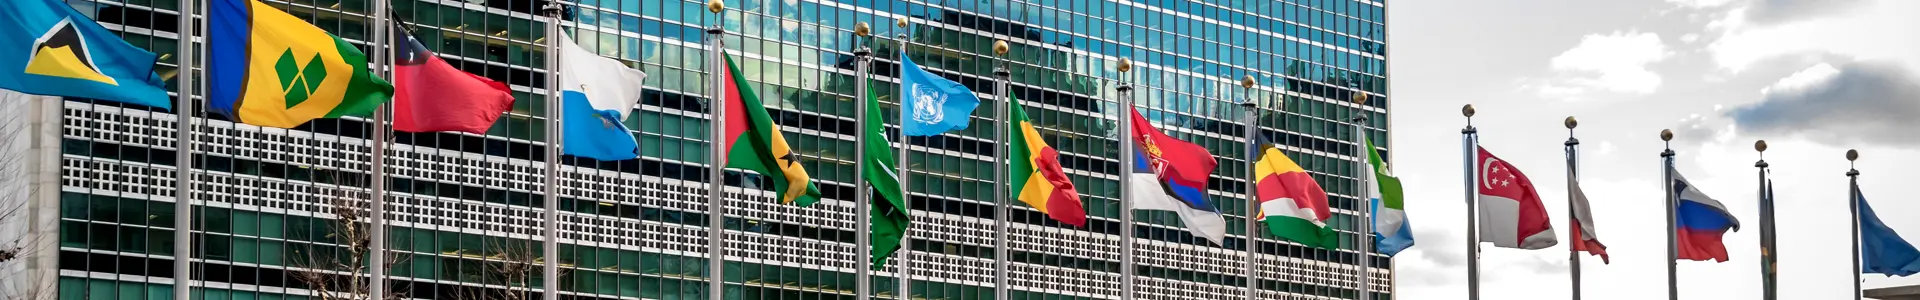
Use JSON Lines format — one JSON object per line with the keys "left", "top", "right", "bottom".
{"left": 368, "top": 0, "right": 392, "bottom": 297}
{"left": 704, "top": 1, "right": 728, "bottom": 299}
{"left": 853, "top": 23, "right": 874, "bottom": 300}
{"left": 894, "top": 17, "right": 913, "bottom": 298}
{"left": 1115, "top": 58, "right": 1137, "bottom": 300}
{"left": 173, "top": 0, "right": 200, "bottom": 296}
{"left": 991, "top": 40, "right": 1013, "bottom": 300}
{"left": 1461, "top": 105, "right": 1479, "bottom": 300}
{"left": 1565, "top": 117, "right": 1581, "bottom": 300}
{"left": 1661, "top": 129, "right": 1677, "bottom": 300}
{"left": 1756, "top": 141, "right": 1775, "bottom": 300}
{"left": 1847, "top": 150, "right": 1862, "bottom": 300}
{"left": 540, "top": 3, "right": 565, "bottom": 300}
{"left": 1237, "top": 76, "right": 1259, "bottom": 300}
{"left": 1353, "top": 93, "right": 1373, "bottom": 300}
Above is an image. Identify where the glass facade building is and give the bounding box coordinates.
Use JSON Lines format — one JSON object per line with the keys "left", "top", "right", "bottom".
{"left": 15, "top": 0, "right": 1391, "bottom": 299}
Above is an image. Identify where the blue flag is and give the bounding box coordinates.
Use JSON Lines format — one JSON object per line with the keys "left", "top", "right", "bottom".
{"left": 1857, "top": 185, "right": 1920, "bottom": 276}
{"left": 898, "top": 53, "right": 980, "bottom": 136}
{"left": 0, "top": 0, "right": 170, "bottom": 109}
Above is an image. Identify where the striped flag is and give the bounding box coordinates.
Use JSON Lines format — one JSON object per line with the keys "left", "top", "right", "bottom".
{"left": 1250, "top": 134, "right": 1335, "bottom": 249}
{"left": 1007, "top": 93, "right": 1086, "bottom": 226}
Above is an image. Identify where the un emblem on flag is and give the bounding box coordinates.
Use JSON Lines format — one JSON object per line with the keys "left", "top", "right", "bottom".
{"left": 910, "top": 83, "right": 946, "bottom": 124}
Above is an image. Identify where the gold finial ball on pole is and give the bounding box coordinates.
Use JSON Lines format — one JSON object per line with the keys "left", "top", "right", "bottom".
{"left": 706, "top": 0, "right": 724, "bottom": 13}
{"left": 1755, "top": 140, "right": 1769, "bottom": 152}
{"left": 1351, "top": 92, "right": 1369, "bottom": 105}
{"left": 1117, "top": 58, "right": 1133, "bottom": 73}
{"left": 896, "top": 18, "right": 908, "bottom": 28}
{"left": 1240, "top": 75, "right": 1257, "bottom": 89}
{"left": 1660, "top": 129, "right": 1674, "bottom": 141}
{"left": 993, "top": 40, "right": 1009, "bottom": 56}
{"left": 1847, "top": 149, "right": 1859, "bottom": 161}
{"left": 854, "top": 22, "right": 870, "bottom": 37}
{"left": 1564, "top": 116, "right": 1579, "bottom": 129}
{"left": 1462, "top": 104, "right": 1476, "bottom": 117}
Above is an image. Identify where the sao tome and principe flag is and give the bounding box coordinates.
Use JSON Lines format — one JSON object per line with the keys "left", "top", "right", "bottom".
{"left": 1007, "top": 93, "right": 1088, "bottom": 227}
{"left": 1361, "top": 132, "right": 1415, "bottom": 256}
{"left": 555, "top": 33, "right": 647, "bottom": 161}
{"left": 1670, "top": 169, "right": 1740, "bottom": 262}
{"left": 209, "top": 0, "right": 392, "bottom": 128}
{"left": 1475, "top": 147, "right": 1558, "bottom": 250}
{"left": 720, "top": 53, "right": 821, "bottom": 206}
{"left": 0, "top": 0, "right": 170, "bottom": 109}
{"left": 1127, "top": 107, "right": 1226, "bottom": 245}
{"left": 862, "top": 83, "right": 910, "bottom": 268}
{"left": 1250, "top": 134, "right": 1336, "bottom": 249}
{"left": 391, "top": 23, "right": 514, "bottom": 135}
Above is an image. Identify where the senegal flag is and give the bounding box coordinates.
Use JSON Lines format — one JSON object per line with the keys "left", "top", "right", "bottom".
{"left": 719, "top": 53, "right": 820, "bottom": 206}
{"left": 1250, "top": 135, "right": 1336, "bottom": 249}
{"left": 1007, "top": 93, "right": 1087, "bottom": 226}
{"left": 862, "top": 83, "right": 909, "bottom": 267}
{"left": 209, "top": 0, "right": 392, "bottom": 128}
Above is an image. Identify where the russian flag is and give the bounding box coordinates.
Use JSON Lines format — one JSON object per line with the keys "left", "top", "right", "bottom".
{"left": 1672, "top": 171, "right": 1741, "bottom": 262}
{"left": 1125, "top": 107, "right": 1226, "bottom": 245}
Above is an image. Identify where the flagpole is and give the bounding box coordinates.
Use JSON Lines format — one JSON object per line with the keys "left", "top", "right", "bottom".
{"left": 1661, "top": 129, "right": 1677, "bottom": 300}
{"left": 852, "top": 22, "right": 874, "bottom": 300}
{"left": 1115, "top": 57, "right": 1137, "bottom": 300}
{"left": 367, "top": 0, "right": 393, "bottom": 298}
{"left": 894, "top": 18, "right": 913, "bottom": 298}
{"left": 704, "top": 1, "right": 729, "bottom": 299}
{"left": 1237, "top": 76, "right": 1259, "bottom": 300}
{"left": 540, "top": 3, "right": 565, "bottom": 300}
{"left": 1756, "top": 140, "right": 1775, "bottom": 300}
{"left": 1565, "top": 117, "right": 1580, "bottom": 300}
{"left": 172, "top": 0, "right": 200, "bottom": 296}
{"left": 1847, "top": 150, "right": 1862, "bottom": 300}
{"left": 1461, "top": 105, "right": 1480, "bottom": 300}
{"left": 991, "top": 39, "right": 1013, "bottom": 300}
{"left": 1353, "top": 93, "right": 1374, "bottom": 300}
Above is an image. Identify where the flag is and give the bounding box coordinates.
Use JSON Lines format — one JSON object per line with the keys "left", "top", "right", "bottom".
{"left": 1475, "top": 147, "right": 1557, "bottom": 249}
{"left": 1127, "top": 107, "right": 1226, "bottom": 245}
{"left": 209, "top": 0, "right": 393, "bottom": 128}
{"left": 1856, "top": 185, "right": 1920, "bottom": 276}
{"left": 1671, "top": 170, "right": 1740, "bottom": 262}
{"left": 719, "top": 53, "right": 821, "bottom": 206}
{"left": 0, "top": 0, "right": 169, "bottom": 109}
{"left": 896, "top": 53, "right": 980, "bottom": 136}
{"left": 555, "top": 33, "right": 646, "bottom": 160}
{"left": 1361, "top": 133, "right": 1414, "bottom": 256}
{"left": 1759, "top": 179, "right": 1777, "bottom": 285}
{"left": 391, "top": 24, "right": 513, "bottom": 134}
{"left": 1008, "top": 93, "right": 1087, "bottom": 226}
{"left": 863, "top": 82, "right": 909, "bottom": 267}
{"left": 1569, "top": 177, "right": 1610, "bottom": 263}
{"left": 1251, "top": 134, "right": 1335, "bottom": 249}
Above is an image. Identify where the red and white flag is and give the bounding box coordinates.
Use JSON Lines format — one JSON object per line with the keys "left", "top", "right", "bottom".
{"left": 1568, "top": 177, "right": 1610, "bottom": 263}
{"left": 1476, "top": 147, "right": 1558, "bottom": 249}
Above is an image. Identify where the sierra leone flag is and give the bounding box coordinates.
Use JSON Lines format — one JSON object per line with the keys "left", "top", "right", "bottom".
{"left": 1362, "top": 133, "right": 1414, "bottom": 256}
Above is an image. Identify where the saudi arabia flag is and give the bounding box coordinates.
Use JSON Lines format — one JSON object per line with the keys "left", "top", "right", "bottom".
{"left": 863, "top": 82, "right": 910, "bottom": 267}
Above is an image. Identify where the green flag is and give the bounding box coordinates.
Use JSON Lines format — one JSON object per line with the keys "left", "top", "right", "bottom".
{"left": 863, "top": 82, "right": 910, "bottom": 268}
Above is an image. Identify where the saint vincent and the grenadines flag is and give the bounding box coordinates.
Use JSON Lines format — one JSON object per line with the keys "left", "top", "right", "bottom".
{"left": 720, "top": 53, "right": 820, "bottom": 206}
{"left": 1, "top": 0, "right": 170, "bottom": 109}
{"left": 1008, "top": 93, "right": 1088, "bottom": 227}
{"left": 210, "top": 0, "right": 392, "bottom": 129}
{"left": 1250, "top": 134, "right": 1335, "bottom": 249}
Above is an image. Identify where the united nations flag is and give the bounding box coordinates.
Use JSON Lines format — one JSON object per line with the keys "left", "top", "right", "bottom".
{"left": 0, "top": 0, "right": 171, "bottom": 109}
{"left": 898, "top": 53, "right": 981, "bottom": 136}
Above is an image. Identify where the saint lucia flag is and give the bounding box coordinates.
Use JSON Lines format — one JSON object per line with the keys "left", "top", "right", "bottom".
{"left": 209, "top": 0, "right": 392, "bottom": 128}
{"left": 897, "top": 53, "right": 980, "bottom": 136}
{"left": 557, "top": 33, "right": 647, "bottom": 161}
{"left": 0, "top": 0, "right": 170, "bottom": 109}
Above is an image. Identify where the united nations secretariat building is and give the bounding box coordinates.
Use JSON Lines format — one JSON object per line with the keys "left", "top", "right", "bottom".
{"left": 0, "top": 0, "right": 1391, "bottom": 299}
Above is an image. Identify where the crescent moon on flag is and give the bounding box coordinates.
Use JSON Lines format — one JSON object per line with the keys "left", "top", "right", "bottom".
{"left": 1480, "top": 157, "right": 1499, "bottom": 190}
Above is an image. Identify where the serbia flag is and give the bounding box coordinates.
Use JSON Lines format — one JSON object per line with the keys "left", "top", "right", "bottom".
{"left": 1126, "top": 107, "right": 1226, "bottom": 245}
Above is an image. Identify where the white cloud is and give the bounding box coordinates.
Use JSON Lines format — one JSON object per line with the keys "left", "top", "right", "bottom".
{"left": 1759, "top": 63, "right": 1839, "bottom": 95}
{"left": 1667, "top": 0, "right": 1738, "bottom": 8}
{"left": 1543, "top": 32, "right": 1673, "bottom": 95}
{"left": 1705, "top": 0, "right": 1920, "bottom": 73}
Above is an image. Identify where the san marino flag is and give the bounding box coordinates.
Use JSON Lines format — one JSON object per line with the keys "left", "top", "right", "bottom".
{"left": 0, "top": 0, "right": 171, "bottom": 109}
{"left": 209, "top": 0, "right": 393, "bottom": 128}
{"left": 896, "top": 52, "right": 979, "bottom": 136}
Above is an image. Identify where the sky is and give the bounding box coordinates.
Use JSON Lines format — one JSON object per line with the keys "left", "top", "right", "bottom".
{"left": 1385, "top": 0, "right": 1920, "bottom": 299}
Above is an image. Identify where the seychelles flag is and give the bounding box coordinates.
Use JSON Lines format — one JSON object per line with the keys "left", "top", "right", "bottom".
{"left": 1251, "top": 134, "right": 1334, "bottom": 249}
{"left": 1671, "top": 170, "right": 1740, "bottom": 262}
{"left": 209, "top": 0, "right": 392, "bottom": 128}
{"left": 1126, "top": 107, "right": 1225, "bottom": 245}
